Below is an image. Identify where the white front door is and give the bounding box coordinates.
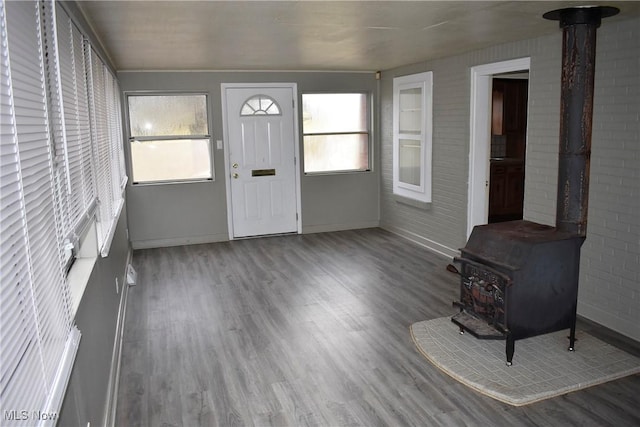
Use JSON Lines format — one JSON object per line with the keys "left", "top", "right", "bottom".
{"left": 223, "top": 85, "right": 299, "bottom": 238}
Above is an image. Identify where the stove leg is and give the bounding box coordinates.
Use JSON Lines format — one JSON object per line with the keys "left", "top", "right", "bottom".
{"left": 568, "top": 318, "right": 577, "bottom": 352}
{"left": 506, "top": 336, "right": 515, "bottom": 366}
{"left": 459, "top": 326, "right": 464, "bottom": 335}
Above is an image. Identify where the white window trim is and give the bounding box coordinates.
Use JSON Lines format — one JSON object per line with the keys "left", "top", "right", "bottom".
{"left": 392, "top": 71, "right": 433, "bottom": 203}
{"left": 301, "top": 92, "right": 372, "bottom": 175}
{"left": 125, "top": 92, "right": 215, "bottom": 185}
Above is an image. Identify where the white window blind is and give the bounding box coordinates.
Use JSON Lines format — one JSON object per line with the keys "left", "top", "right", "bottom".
{"left": 105, "top": 68, "right": 126, "bottom": 194}
{"left": 85, "top": 45, "right": 125, "bottom": 257}
{"left": 1, "top": 1, "right": 80, "bottom": 422}
{"left": 48, "top": 4, "right": 96, "bottom": 246}
{"left": 40, "top": 0, "right": 71, "bottom": 250}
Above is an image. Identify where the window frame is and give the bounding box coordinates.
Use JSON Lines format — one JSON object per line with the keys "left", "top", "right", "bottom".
{"left": 125, "top": 92, "right": 215, "bottom": 185}
{"left": 240, "top": 94, "right": 282, "bottom": 116}
{"left": 301, "top": 92, "right": 373, "bottom": 175}
{"left": 392, "top": 72, "right": 434, "bottom": 203}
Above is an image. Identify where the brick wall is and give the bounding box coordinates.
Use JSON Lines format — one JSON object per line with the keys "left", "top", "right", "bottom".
{"left": 578, "top": 18, "right": 639, "bottom": 341}
{"left": 379, "top": 17, "right": 639, "bottom": 341}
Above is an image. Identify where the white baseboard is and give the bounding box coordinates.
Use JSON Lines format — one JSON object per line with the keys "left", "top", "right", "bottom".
{"left": 381, "top": 224, "right": 460, "bottom": 259}
{"left": 131, "top": 233, "right": 229, "bottom": 249}
{"left": 578, "top": 302, "right": 640, "bottom": 343}
{"left": 302, "top": 220, "right": 380, "bottom": 234}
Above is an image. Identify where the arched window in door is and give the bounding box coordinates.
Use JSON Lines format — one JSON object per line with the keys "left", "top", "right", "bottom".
{"left": 240, "top": 95, "right": 281, "bottom": 116}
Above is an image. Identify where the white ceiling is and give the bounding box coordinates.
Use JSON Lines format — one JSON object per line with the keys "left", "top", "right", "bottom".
{"left": 76, "top": 1, "right": 640, "bottom": 72}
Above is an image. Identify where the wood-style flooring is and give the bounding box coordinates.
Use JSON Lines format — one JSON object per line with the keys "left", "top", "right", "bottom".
{"left": 116, "top": 228, "right": 640, "bottom": 426}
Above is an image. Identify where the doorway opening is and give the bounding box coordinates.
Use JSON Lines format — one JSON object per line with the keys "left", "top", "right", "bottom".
{"left": 488, "top": 73, "right": 528, "bottom": 223}
{"left": 467, "top": 57, "right": 530, "bottom": 237}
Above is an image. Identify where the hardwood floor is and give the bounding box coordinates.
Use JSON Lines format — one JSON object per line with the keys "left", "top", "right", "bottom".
{"left": 116, "top": 228, "right": 640, "bottom": 426}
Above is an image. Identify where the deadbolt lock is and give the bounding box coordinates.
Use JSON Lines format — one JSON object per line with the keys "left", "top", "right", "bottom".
{"left": 232, "top": 163, "right": 239, "bottom": 169}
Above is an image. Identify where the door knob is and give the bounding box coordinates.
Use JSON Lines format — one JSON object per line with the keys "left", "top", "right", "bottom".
{"left": 232, "top": 173, "right": 239, "bottom": 179}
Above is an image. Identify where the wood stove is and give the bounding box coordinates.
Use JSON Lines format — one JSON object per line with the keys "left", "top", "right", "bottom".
{"left": 451, "top": 221, "right": 584, "bottom": 365}
{"left": 450, "top": 6, "right": 619, "bottom": 365}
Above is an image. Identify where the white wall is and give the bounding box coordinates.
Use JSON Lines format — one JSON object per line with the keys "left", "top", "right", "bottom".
{"left": 578, "top": 18, "right": 639, "bottom": 342}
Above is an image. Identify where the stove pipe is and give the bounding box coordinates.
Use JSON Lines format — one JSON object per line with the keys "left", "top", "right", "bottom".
{"left": 543, "top": 6, "right": 619, "bottom": 236}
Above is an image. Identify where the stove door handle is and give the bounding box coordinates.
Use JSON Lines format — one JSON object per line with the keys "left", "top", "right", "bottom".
{"left": 446, "top": 263, "right": 461, "bottom": 276}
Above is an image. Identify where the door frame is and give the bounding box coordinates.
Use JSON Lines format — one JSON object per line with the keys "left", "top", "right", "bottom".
{"left": 221, "top": 82, "right": 302, "bottom": 240}
{"left": 467, "top": 57, "right": 530, "bottom": 238}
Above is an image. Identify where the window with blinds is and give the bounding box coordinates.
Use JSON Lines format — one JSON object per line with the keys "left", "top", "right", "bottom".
{"left": 0, "top": 0, "right": 126, "bottom": 422}
{"left": 52, "top": 6, "right": 97, "bottom": 253}
{"left": 1, "top": 0, "right": 80, "bottom": 421}
{"left": 86, "top": 45, "right": 126, "bottom": 257}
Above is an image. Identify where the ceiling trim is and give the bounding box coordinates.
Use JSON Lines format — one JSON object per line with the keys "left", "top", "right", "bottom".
{"left": 117, "top": 69, "right": 379, "bottom": 74}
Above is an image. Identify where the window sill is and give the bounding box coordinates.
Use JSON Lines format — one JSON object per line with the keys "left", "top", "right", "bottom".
{"left": 304, "top": 169, "right": 372, "bottom": 177}
{"left": 393, "top": 194, "right": 431, "bottom": 210}
{"left": 131, "top": 177, "right": 214, "bottom": 186}
{"left": 68, "top": 220, "right": 99, "bottom": 317}
{"left": 67, "top": 256, "right": 98, "bottom": 317}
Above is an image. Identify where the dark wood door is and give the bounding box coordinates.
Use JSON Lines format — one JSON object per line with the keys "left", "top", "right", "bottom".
{"left": 489, "top": 78, "right": 528, "bottom": 223}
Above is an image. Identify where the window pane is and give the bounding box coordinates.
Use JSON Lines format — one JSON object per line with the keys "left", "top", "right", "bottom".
{"left": 128, "top": 95, "right": 208, "bottom": 137}
{"left": 131, "top": 139, "right": 212, "bottom": 183}
{"left": 302, "top": 93, "right": 367, "bottom": 133}
{"left": 393, "top": 71, "right": 432, "bottom": 203}
{"left": 304, "top": 134, "right": 369, "bottom": 173}
{"left": 241, "top": 95, "right": 281, "bottom": 116}
{"left": 399, "top": 87, "right": 422, "bottom": 134}
{"left": 399, "top": 138, "right": 421, "bottom": 186}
